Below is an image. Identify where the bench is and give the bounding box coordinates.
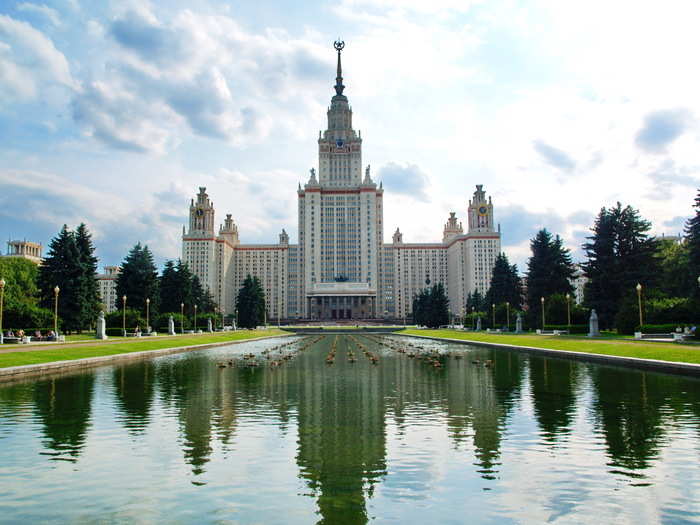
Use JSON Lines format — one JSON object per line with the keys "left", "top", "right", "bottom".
{"left": 634, "top": 332, "right": 692, "bottom": 342}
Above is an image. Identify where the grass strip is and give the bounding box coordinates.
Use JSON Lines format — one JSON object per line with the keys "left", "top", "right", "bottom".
{"left": 401, "top": 329, "right": 700, "bottom": 365}
{"left": 0, "top": 329, "right": 287, "bottom": 368}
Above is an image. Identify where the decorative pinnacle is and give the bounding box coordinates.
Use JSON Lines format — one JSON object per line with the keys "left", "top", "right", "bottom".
{"left": 333, "top": 40, "right": 345, "bottom": 96}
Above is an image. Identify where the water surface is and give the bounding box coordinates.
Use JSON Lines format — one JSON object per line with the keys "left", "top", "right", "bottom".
{"left": 1, "top": 334, "right": 699, "bottom": 524}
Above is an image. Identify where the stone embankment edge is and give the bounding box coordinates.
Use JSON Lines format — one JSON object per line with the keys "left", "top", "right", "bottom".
{"left": 0, "top": 334, "right": 292, "bottom": 382}
{"left": 398, "top": 333, "right": 700, "bottom": 377}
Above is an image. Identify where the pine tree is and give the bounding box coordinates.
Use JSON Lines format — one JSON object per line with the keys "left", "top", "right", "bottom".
{"left": 236, "top": 275, "right": 265, "bottom": 328}
{"left": 526, "top": 229, "right": 575, "bottom": 325}
{"left": 115, "top": 243, "right": 160, "bottom": 318}
{"left": 686, "top": 189, "right": 700, "bottom": 296}
{"left": 466, "top": 289, "right": 485, "bottom": 312}
{"left": 428, "top": 283, "right": 450, "bottom": 328}
{"left": 37, "top": 225, "right": 83, "bottom": 332}
{"left": 159, "top": 260, "right": 180, "bottom": 313}
{"left": 583, "top": 203, "right": 658, "bottom": 328}
{"left": 74, "top": 223, "right": 101, "bottom": 329}
{"left": 486, "top": 253, "right": 523, "bottom": 310}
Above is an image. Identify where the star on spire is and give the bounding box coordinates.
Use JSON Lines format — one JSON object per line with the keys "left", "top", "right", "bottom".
{"left": 333, "top": 40, "right": 345, "bottom": 96}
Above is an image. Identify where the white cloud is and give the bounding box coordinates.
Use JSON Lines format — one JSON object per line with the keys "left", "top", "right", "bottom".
{"left": 16, "top": 3, "right": 62, "bottom": 26}
{"left": 70, "top": 7, "right": 331, "bottom": 152}
{"left": 0, "top": 14, "right": 77, "bottom": 102}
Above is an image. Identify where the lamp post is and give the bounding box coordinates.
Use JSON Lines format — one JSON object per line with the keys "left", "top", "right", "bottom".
{"left": 194, "top": 304, "right": 198, "bottom": 332}
{"left": 145, "top": 298, "right": 150, "bottom": 333}
{"left": 492, "top": 303, "right": 496, "bottom": 329}
{"left": 506, "top": 301, "right": 510, "bottom": 331}
{"left": 180, "top": 302, "right": 184, "bottom": 334}
{"left": 565, "top": 293, "right": 571, "bottom": 330}
{"left": 122, "top": 295, "right": 127, "bottom": 336}
{"left": 540, "top": 296, "right": 545, "bottom": 330}
{"left": 54, "top": 286, "right": 60, "bottom": 336}
{"left": 461, "top": 307, "right": 465, "bottom": 329}
{"left": 234, "top": 308, "right": 238, "bottom": 331}
{"left": 0, "top": 278, "right": 5, "bottom": 345}
{"left": 471, "top": 307, "right": 475, "bottom": 330}
{"left": 636, "top": 283, "right": 643, "bottom": 329}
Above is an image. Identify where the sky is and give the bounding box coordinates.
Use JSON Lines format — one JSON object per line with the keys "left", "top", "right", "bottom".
{"left": 1, "top": 0, "right": 698, "bottom": 272}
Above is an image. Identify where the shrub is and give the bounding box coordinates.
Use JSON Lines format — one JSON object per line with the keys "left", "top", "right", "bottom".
{"left": 3, "top": 304, "right": 58, "bottom": 332}
{"left": 640, "top": 323, "right": 695, "bottom": 333}
{"left": 544, "top": 324, "right": 589, "bottom": 334}
{"left": 614, "top": 292, "right": 647, "bottom": 335}
{"left": 155, "top": 312, "right": 191, "bottom": 332}
{"left": 105, "top": 308, "right": 145, "bottom": 330}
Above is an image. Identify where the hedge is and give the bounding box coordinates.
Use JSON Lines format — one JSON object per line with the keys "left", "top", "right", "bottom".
{"left": 640, "top": 323, "right": 697, "bottom": 333}
{"left": 544, "top": 324, "right": 589, "bottom": 334}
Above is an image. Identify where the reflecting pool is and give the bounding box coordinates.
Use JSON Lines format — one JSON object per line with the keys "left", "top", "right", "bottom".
{"left": 1, "top": 334, "right": 699, "bottom": 523}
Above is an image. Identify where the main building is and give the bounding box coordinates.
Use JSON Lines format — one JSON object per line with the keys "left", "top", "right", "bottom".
{"left": 182, "top": 42, "right": 500, "bottom": 321}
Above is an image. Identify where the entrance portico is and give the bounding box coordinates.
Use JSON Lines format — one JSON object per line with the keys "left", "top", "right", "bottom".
{"left": 307, "top": 283, "right": 376, "bottom": 320}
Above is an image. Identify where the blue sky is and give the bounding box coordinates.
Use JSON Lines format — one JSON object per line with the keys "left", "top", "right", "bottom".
{"left": 1, "top": 0, "right": 698, "bottom": 271}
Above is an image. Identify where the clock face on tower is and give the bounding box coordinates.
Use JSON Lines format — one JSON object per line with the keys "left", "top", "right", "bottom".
{"left": 335, "top": 139, "right": 344, "bottom": 147}
{"left": 196, "top": 209, "right": 203, "bottom": 217}
{"left": 478, "top": 206, "right": 488, "bottom": 216}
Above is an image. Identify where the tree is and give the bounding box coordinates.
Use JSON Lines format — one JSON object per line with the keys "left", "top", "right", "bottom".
{"left": 74, "top": 223, "right": 101, "bottom": 328}
{"left": 235, "top": 275, "right": 265, "bottom": 328}
{"left": 685, "top": 188, "right": 700, "bottom": 298}
{"left": 412, "top": 282, "right": 449, "bottom": 328}
{"left": 0, "top": 257, "right": 54, "bottom": 330}
{"left": 37, "top": 225, "right": 84, "bottom": 332}
{"left": 485, "top": 253, "right": 523, "bottom": 310}
{"left": 583, "top": 203, "right": 658, "bottom": 328}
{"left": 526, "top": 229, "right": 575, "bottom": 326}
{"left": 429, "top": 282, "right": 450, "bottom": 328}
{"left": 115, "top": 243, "right": 160, "bottom": 318}
{"left": 466, "top": 290, "right": 485, "bottom": 312}
{"left": 189, "top": 274, "right": 213, "bottom": 316}
{"left": 656, "top": 237, "right": 691, "bottom": 298}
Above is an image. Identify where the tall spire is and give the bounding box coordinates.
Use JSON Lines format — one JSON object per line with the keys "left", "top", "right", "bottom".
{"left": 333, "top": 40, "right": 345, "bottom": 96}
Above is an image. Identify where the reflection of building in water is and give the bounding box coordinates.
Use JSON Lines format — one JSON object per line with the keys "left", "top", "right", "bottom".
{"left": 294, "top": 336, "right": 387, "bottom": 524}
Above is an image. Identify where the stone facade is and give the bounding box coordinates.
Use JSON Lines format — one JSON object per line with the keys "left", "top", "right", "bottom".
{"left": 571, "top": 264, "right": 588, "bottom": 305}
{"left": 3, "top": 240, "right": 42, "bottom": 265}
{"left": 182, "top": 43, "right": 501, "bottom": 320}
{"left": 96, "top": 266, "right": 121, "bottom": 313}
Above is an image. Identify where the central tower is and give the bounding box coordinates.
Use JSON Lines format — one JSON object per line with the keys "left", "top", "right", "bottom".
{"left": 297, "top": 41, "right": 384, "bottom": 320}
{"left": 318, "top": 40, "right": 363, "bottom": 187}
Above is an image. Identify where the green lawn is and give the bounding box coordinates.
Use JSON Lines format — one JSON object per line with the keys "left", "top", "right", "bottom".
{"left": 401, "top": 329, "right": 700, "bottom": 365}
{"left": 0, "top": 329, "right": 287, "bottom": 368}
{"left": 64, "top": 334, "right": 101, "bottom": 342}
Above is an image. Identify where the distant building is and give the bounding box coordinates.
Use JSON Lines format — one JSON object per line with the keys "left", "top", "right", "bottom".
{"left": 3, "top": 240, "right": 42, "bottom": 265}
{"left": 97, "top": 266, "right": 121, "bottom": 312}
{"left": 181, "top": 42, "right": 501, "bottom": 320}
{"left": 571, "top": 264, "right": 587, "bottom": 305}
